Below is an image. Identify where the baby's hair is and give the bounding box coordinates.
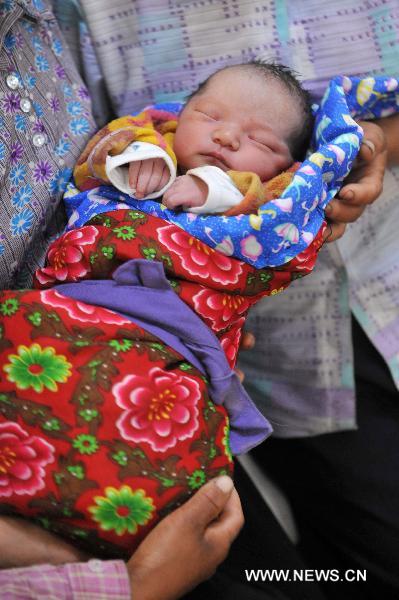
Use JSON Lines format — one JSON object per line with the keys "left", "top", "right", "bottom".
{"left": 186, "top": 60, "right": 313, "bottom": 161}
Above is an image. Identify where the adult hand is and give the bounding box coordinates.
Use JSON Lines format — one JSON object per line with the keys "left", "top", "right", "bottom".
{"left": 0, "top": 476, "right": 243, "bottom": 600}
{"left": 240, "top": 331, "right": 255, "bottom": 351}
{"left": 0, "top": 516, "right": 89, "bottom": 568}
{"left": 129, "top": 475, "right": 243, "bottom": 600}
{"left": 129, "top": 158, "right": 169, "bottom": 198}
{"left": 235, "top": 331, "right": 255, "bottom": 383}
{"left": 163, "top": 175, "right": 208, "bottom": 210}
{"left": 323, "top": 120, "right": 387, "bottom": 242}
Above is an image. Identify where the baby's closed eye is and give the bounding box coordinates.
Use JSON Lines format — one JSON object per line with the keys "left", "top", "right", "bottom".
{"left": 248, "top": 135, "right": 272, "bottom": 149}
{"left": 195, "top": 109, "right": 219, "bottom": 121}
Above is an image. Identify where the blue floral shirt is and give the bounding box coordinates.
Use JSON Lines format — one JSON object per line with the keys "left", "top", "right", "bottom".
{"left": 0, "top": 0, "right": 96, "bottom": 288}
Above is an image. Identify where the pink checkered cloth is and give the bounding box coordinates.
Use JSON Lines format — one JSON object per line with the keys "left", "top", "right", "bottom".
{"left": 0, "top": 559, "right": 130, "bottom": 599}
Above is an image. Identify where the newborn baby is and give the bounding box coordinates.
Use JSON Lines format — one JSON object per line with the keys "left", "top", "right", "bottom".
{"left": 77, "top": 61, "right": 313, "bottom": 217}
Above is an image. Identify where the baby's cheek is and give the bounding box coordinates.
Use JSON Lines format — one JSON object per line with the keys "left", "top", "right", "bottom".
{"left": 243, "top": 150, "right": 281, "bottom": 181}
{"left": 173, "top": 129, "right": 187, "bottom": 163}
{"left": 173, "top": 125, "right": 201, "bottom": 171}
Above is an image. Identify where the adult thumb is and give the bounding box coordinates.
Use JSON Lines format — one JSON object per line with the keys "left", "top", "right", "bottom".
{"left": 357, "top": 120, "right": 385, "bottom": 163}
{"left": 181, "top": 476, "right": 235, "bottom": 529}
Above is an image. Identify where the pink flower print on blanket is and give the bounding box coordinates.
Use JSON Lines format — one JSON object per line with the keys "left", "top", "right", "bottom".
{"left": 158, "top": 225, "right": 243, "bottom": 285}
{"left": 35, "top": 226, "right": 98, "bottom": 285}
{"left": 114, "top": 367, "right": 201, "bottom": 452}
{"left": 0, "top": 422, "right": 55, "bottom": 497}
{"left": 220, "top": 318, "right": 246, "bottom": 368}
{"left": 40, "top": 289, "right": 132, "bottom": 325}
{"left": 193, "top": 289, "right": 249, "bottom": 332}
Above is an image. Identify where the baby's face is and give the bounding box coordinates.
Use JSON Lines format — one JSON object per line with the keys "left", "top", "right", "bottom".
{"left": 173, "top": 69, "right": 300, "bottom": 181}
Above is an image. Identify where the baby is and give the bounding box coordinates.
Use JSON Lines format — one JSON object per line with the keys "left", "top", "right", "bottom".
{"left": 75, "top": 61, "right": 313, "bottom": 217}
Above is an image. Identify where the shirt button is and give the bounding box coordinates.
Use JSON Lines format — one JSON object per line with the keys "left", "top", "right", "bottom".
{"left": 88, "top": 559, "right": 103, "bottom": 573}
{"left": 32, "top": 133, "right": 47, "bottom": 147}
{"left": 20, "top": 98, "right": 32, "bottom": 112}
{"left": 6, "top": 73, "right": 20, "bottom": 90}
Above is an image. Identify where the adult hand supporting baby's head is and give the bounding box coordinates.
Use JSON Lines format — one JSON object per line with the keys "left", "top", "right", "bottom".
{"left": 323, "top": 119, "right": 387, "bottom": 243}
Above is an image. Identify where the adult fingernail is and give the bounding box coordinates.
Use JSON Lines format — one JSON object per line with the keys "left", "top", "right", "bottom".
{"left": 361, "top": 139, "right": 375, "bottom": 155}
{"left": 215, "top": 475, "right": 234, "bottom": 493}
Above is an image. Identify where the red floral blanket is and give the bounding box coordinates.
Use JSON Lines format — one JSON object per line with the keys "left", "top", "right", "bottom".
{"left": 0, "top": 209, "right": 324, "bottom": 558}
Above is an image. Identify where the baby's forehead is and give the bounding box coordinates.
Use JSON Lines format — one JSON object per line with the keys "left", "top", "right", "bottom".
{"left": 197, "top": 68, "right": 294, "bottom": 114}
{"left": 197, "top": 67, "right": 291, "bottom": 111}
{"left": 205, "top": 66, "right": 284, "bottom": 92}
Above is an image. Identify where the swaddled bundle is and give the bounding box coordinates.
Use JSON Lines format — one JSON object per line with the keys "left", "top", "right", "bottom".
{"left": 0, "top": 176, "right": 321, "bottom": 558}
{"left": 0, "top": 75, "right": 398, "bottom": 558}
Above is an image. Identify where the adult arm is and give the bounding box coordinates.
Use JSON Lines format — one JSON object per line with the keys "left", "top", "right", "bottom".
{"left": 0, "top": 476, "right": 243, "bottom": 600}
{"left": 0, "top": 516, "right": 88, "bottom": 568}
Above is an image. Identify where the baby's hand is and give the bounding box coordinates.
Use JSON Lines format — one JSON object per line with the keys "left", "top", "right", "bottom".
{"left": 129, "top": 158, "right": 169, "bottom": 199}
{"left": 163, "top": 175, "right": 208, "bottom": 210}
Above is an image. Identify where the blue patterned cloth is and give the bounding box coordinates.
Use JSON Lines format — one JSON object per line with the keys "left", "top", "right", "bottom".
{"left": 64, "top": 75, "right": 399, "bottom": 268}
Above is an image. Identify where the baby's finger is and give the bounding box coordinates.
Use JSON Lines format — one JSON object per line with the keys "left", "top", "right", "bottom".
{"left": 136, "top": 160, "right": 155, "bottom": 198}
{"left": 157, "top": 168, "right": 170, "bottom": 191}
{"left": 162, "top": 189, "right": 181, "bottom": 210}
{"left": 145, "top": 164, "right": 164, "bottom": 195}
{"left": 148, "top": 161, "right": 169, "bottom": 194}
{"left": 129, "top": 161, "right": 142, "bottom": 190}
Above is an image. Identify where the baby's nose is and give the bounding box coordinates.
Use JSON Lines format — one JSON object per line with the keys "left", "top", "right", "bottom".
{"left": 212, "top": 125, "right": 240, "bottom": 150}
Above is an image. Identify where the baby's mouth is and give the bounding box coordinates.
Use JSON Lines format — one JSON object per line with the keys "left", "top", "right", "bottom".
{"left": 201, "top": 152, "right": 229, "bottom": 170}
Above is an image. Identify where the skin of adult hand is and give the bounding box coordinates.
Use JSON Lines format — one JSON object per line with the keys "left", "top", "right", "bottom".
{"left": 235, "top": 331, "right": 255, "bottom": 382}
{"left": 128, "top": 475, "right": 244, "bottom": 600}
{"left": 239, "top": 331, "right": 255, "bottom": 352}
{"left": 129, "top": 158, "right": 169, "bottom": 198}
{"left": 0, "top": 516, "right": 88, "bottom": 568}
{"left": 323, "top": 119, "right": 387, "bottom": 243}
